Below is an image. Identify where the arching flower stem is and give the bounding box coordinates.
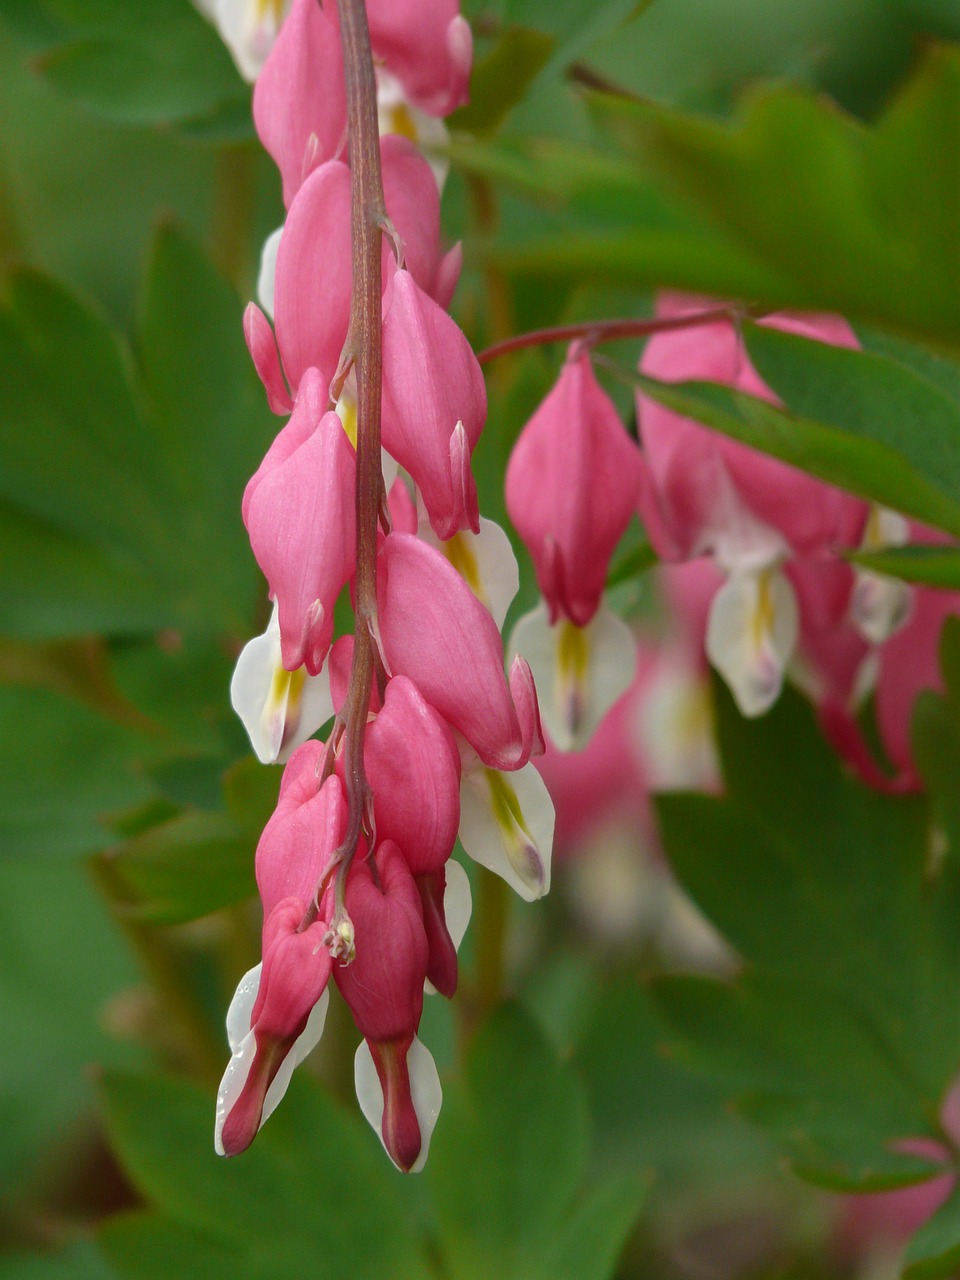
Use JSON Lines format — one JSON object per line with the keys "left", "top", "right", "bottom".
{"left": 477, "top": 305, "right": 764, "bottom": 365}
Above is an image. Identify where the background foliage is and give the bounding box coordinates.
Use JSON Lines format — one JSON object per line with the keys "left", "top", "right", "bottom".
{"left": 2, "top": 0, "right": 960, "bottom": 1276}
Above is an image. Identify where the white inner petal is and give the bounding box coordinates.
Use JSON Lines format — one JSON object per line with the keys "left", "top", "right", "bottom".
{"left": 852, "top": 506, "right": 913, "bottom": 645}
{"left": 509, "top": 602, "right": 635, "bottom": 750}
{"left": 634, "top": 659, "right": 719, "bottom": 792}
{"left": 354, "top": 1036, "right": 443, "bottom": 1174}
{"left": 214, "top": 1027, "right": 257, "bottom": 1155}
{"left": 705, "top": 566, "right": 798, "bottom": 717}
{"left": 256, "top": 225, "right": 283, "bottom": 320}
{"left": 231, "top": 604, "right": 334, "bottom": 764}
{"left": 225, "top": 962, "right": 263, "bottom": 1053}
{"left": 458, "top": 762, "right": 554, "bottom": 901}
{"left": 424, "top": 859, "right": 473, "bottom": 997}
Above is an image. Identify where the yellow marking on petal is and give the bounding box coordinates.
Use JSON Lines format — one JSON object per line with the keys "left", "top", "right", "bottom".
{"left": 749, "top": 569, "right": 775, "bottom": 654}
{"left": 255, "top": 0, "right": 285, "bottom": 22}
{"left": 262, "top": 663, "right": 306, "bottom": 753}
{"left": 336, "top": 394, "right": 358, "bottom": 448}
{"left": 384, "top": 102, "right": 418, "bottom": 143}
{"left": 485, "top": 769, "right": 544, "bottom": 890}
{"left": 556, "top": 620, "right": 590, "bottom": 738}
{"left": 862, "top": 505, "right": 884, "bottom": 551}
{"left": 444, "top": 533, "right": 486, "bottom": 604}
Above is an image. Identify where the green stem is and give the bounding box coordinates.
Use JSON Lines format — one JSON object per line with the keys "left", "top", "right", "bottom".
{"left": 474, "top": 869, "right": 509, "bottom": 1017}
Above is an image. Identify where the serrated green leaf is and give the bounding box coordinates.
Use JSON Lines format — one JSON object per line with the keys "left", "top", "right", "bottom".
{"left": 585, "top": 45, "right": 960, "bottom": 349}
{"left": 0, "top": 227, "right": 272, "bottom": 640}
{"left": 653, "top": 683, "right": 960, "bottom": 1191}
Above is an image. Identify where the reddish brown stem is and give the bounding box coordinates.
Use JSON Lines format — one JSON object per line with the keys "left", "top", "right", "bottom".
{"left": 476, "top": 305, "right": 761, "bottom": 365}
{"left": 329, "top": 0, "right": 386, "bottom": 915}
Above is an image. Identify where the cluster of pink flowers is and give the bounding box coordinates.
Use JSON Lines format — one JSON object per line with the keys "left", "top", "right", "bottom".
{"left": 500, "top": 297, "right": 960, "bottom": 952}
{"left": 635, "top": 295, "right": 958, "bottom": 790}
{"left": 216, "top": 0, "right": 555, "bottom": 1173}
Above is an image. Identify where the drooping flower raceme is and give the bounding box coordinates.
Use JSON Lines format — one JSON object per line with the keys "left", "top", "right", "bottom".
{"left": 216, "top": 0, "right": 554, "bottom": 1173}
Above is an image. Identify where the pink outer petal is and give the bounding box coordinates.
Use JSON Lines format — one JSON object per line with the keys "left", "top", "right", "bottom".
{"left": 273, "top": 160, "right": 353, "bottom": 397}
{"left": 506, "top": 350, "right": 641, "bottom": 625}
{"left": 366, "top": 676, "right": 462, "bottom": 875}
{"left": 381, "top": 270, "right": 485, "bottom": 539}
{"left": 244, "top": 378, "right": 357, "bottom": 673}
{"left": 875, "top": 533, "right": 960, "bottom": 776}
{"left": 253, "top": 0, "right": 346, "bottom": 207}
{"left": 334, "top": 1, "right": 472, "bottom": 116}
{"left": 244, "top": 303, "right": 292, "bottom": 414}
{"left": 787, "top": 558, "right": 869, "bottom": 709}
{"left": 433, "top": 242, "right": 463, "bottom": 312}
{"left": 256, "top": 766, "right": 347, "bottom": 921}
{"left": 242, "top": 365, "right": 323, "bottom": 526}
{"left": 334, "top": 840, "right": 428, "bottom": 1044}
{"left": 377, "top": 534, "right": 532, "bottom": 770}
{"left": 380, "top": 136, "right": 444, "bottom": 299}
{"left": 637, "top": 301, "right": 868, "bottom": 560}
{"left": 274, "top": 140, "right": 448, "bottom": 398}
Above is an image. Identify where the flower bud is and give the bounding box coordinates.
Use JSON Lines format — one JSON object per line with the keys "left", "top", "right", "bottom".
{"left": 506, "top": 349, "right": 641, "bottom": 626}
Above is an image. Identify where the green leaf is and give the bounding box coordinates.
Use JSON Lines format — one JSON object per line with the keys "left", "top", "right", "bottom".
{"left": 426, "top": 1003, "right": 643, "bottom": 1280}
{"left": 654, "top": 682, "right": 960, "bottom": 1191}
{"left": 0, "top": 686, "right": 156, "bottom": 859}
{"left": 849, "top": 545, "right": 960, "bottom": 590}
{"left": 34, "top": 0, "right": 251, "bottom": 137}
{"left": 222, "top": 755, "right": 282, "bottom": 834}
{"left": 0, "top": 856, "right": 140, "bottom": 1188}
{"left": 487, "top": 46, "right": 960, "bottom": 350}
{"left": 99, "top": 1073, "right": 430, "bottom": 1280}
{"left": 633, "top": 372, "right": 960, "bottom": 540}
{"left": 450, "top": 28, "right": 555, "bottom": 135}
{"left": 540, "top": 1172, "right": 648, "bottom": 1280}
{"left": 590, "top": 44, "right": 960, "bottom": 347}
{"left": 0, "top": 228, "right": 272, "bottom": 639}
{"left": 574, "top": 975, "right": 771, "bottom": 1189}
{"left": 0, "top": 1242, "right": 118, "bottom": 1280}
{"left": 606, "top": 537, "right": 658, "bottom": 588}
{"left": 132, "top": 222, "right": 272, "bottom": 633}
{"left": 106, "top": 810, "right": 255, "bottom": 925}
{"left": 743, "top": 322, "right": 960, "bottom": 515}
{"left": 856, "top": 326, "right": 960, "bottom": 406}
